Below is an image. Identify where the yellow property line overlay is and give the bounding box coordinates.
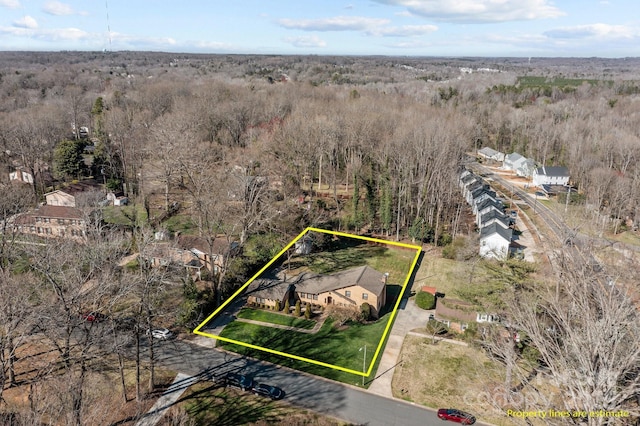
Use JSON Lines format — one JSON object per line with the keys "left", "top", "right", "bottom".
{"left": 193, "top": 226, "right": 422, "bottom": 377}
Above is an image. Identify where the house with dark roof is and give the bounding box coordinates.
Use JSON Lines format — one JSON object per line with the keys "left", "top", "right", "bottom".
{"left": 247, "top": 265, "right": 388, "bottom": 318}
{"left": 475, "top": 198, "right": 504, "bottom": 220}
{"left": 532, "top": 166, "right": 570, "bottom": 187}
{"left": 479, "top": 222, "right": 512, "bottom": 260}
{"left": 478, "top": 209, "right": 511, "bottom": 230}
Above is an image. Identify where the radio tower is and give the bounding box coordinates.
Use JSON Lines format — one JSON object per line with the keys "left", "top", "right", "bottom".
{"left": 104, "top": 0, "right": 112, "bottom": 52}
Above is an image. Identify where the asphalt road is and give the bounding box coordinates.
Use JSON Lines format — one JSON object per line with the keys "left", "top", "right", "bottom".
{"left": 146, "top": 337, "right": 453, "bottom": 426}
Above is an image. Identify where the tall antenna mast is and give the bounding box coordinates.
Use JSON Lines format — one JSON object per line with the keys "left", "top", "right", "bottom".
{"left": 105, "top": 0, "right": 112, "bottom": 51}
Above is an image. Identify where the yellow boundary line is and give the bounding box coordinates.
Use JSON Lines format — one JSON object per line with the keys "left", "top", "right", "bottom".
{"left": 193, "top": 227, "right": 422, "bottom": 377}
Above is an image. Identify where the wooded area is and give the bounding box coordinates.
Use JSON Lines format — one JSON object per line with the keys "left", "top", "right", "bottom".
{"left": 1, "top": 51, "right": 639, "bottom": 424}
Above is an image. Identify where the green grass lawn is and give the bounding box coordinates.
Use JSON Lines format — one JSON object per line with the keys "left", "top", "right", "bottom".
{"left": 219, "top": 313, "right": 391, "bottom": 385}
{"left": 288, "top": 236, "right": 417, "bottom": 286}
{"left": 102, "top": 203, "right": 148, "bottom": 226}
{"left": 236, "top": 307, "right": 316, "bottom": 330}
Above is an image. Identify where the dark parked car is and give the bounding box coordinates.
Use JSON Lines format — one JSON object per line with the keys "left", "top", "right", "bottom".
{"left": 252, "top": 383, "right": 284, "bottom": 400}
{"left": 437, "top": 408, "right": 476, "bottom": 424}
{"left": 223, "top": 373, "right": 255, "bottom": 391}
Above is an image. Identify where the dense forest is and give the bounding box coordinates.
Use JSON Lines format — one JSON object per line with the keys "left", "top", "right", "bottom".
{"left": 1, "top": 51, "right": 639, "bottom": 424}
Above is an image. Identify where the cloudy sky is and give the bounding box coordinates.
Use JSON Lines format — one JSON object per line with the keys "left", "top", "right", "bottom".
{"left": 0, "top": 0, "right": 638, "bottom": 57}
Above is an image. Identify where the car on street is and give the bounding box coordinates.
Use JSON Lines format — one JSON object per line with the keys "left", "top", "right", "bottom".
{"left": 223, "top": 372, "right": 255, "bottom": 391}
{"left": 252, "top": 382, "right": 284, "bottom": 400}
{"left": 148, "top": 328, "right": 174, "bottom": 340}
{"left": 80, "top": 311, "right": 107, "bottom": 322}
{"left": 437, "top": 408, "right": 476, "bottom": 424}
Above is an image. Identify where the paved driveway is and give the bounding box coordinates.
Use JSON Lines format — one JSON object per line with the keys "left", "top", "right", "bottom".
{"left": 367, "top": 295, "right": 432, "bottom": 397}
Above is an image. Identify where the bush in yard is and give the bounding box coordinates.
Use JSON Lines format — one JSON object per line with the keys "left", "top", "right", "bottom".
{"left": 294, "top": 300, "right": 301, "bottom": 317}
{"left": 274, "top": 300, "right": 281, "bottom": 311}
{"left": 304, "top": 302, "right": 311, "bottom": 319}
{"left": 360, "top": 302, "right": 371, "bottom": 321}
{"left": 415, "top": 291, "right": 436, "bottom": 310}
{"left": 284, "top": 299, "right": 290, "bottom": 314}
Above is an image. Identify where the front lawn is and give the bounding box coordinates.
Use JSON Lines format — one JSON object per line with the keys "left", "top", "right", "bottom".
{"left": 236, "top": 307, "right": 316, "bottom": 330}
{"left": 218, "top": 314, "right": 390, "bottom": 385}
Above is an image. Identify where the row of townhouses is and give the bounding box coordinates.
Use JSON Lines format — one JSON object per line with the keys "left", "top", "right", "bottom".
{"left": 459, "top": 169, "right": 514, "bottom": 260}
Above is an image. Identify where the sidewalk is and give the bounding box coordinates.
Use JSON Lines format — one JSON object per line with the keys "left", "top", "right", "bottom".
{"left": 134, "top": 373, "right": 198, "bottom": 426}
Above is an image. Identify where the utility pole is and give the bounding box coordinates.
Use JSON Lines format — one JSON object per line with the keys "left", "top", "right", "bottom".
{"left": 565, "top": 186, "right": 571, "bottom": 214}
{"left": 359, "top": 344, "right": 367, "bottom": 387}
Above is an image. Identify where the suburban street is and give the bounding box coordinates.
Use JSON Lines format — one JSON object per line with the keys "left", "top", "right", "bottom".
{"left": 144, "top": 335, "right": 458, "bottom": 426}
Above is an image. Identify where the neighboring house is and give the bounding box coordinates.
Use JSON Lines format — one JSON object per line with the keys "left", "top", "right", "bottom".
{"left": 14, "top": 205, "right": 86, "bottom": 239}
{"left": 247, "top": 265, "right": 388, "bottom": 318}
{"left": 142, "top": 235, "right": 238, "bottom": 278}
{"left": 477, "top": 147, "right": 505, "bottom": 162}
{"left": 175, "top": 235, "right": 238, "bottom": 274}
{"left": 479, "top": 222, "right": 513, "bottom": 260}
{"left": 435, "top": 298, "right": 502, "bottom": 333}
{"left": 503, "top": 153, "right": 536, "bottom": 177}
{"left": 470, "top": 188, "right": 499, "bottom": 213}
{"left": 106, "top": 191, "right": 129, "bottom": 206}
{"left": 478, "top": 209, "right": 511, "bottom": 229}
{"left": 532, "top": 166, "right": 570, "bottom": 187}
{"left": 9, "top": 167, "right": 34, "bottom": 184}
{"left": 464, "top": 181, "right": 488, "bottom": 204}
{"left": 475, "top": 198, "right": 505, "bottom": 220}
{"left": 45, "top": 189, "right": 77, "bottom": 207}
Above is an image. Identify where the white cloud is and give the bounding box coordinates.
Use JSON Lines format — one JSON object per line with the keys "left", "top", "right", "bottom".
{"left": 43, "top": 1, "right": 75, "bottom": 16}
{"left": 368, "top": 24, "right": 438, "bottom": 37}
{"left": 372, "top": 0, "right": 565, "bottom": 23}
{"left": 0, "top": 0, "right": 21, "bottom": 9}
{"left": 283, "top": 35, "right": 327, "bottom": 48}
{"left": 277, "top": 16, "right": 390, "bottom": 31}
{"left": 13, "top": 15, "right": 38, "bottom": 29}
{"left": 277, "top": 15, "right": 436, "bottom": 38}
{"left": 544, "top": 23, "right": 637, "bottom": 40}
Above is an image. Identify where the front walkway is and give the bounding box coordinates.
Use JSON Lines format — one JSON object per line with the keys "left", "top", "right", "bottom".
{"left": 366, "top": 297, "right": 431, "bottom": 397}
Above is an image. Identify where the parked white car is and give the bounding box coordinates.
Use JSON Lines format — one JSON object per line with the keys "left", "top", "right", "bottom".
{"left": 148, "top": 328, "right": 174, "bottom": 340}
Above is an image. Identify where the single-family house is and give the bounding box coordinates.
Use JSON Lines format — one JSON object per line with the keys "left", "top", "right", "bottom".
{"left": 503, "top": 153, "right": 536, "bottom": 178}
{"left": 247, "top": 265, "right": 388, "bottom": 319}
{"left": 14, "top": 205, "right": 86, "bottom": 239}
{"left": 532, "top": 166, "right": 570, "bottom": 187}
{"left": 141, "top": 235, "right": 238, "bottom": 278}
{"left": 9, "top": 167, "right": 34, "bottom": 184}
{"left": 434, "top": 298, "right": 502, "bottom": 333}
{"left": 479, "top": 222, "right": 512, "bottom": 260}
{"left": 45, "top": 190, "right": 77, "bottom": 207}
{"left": 478, "top": 147, "right": 505, "bottom": 162}
{"left": 478, "top": 209, "right": 511, "bottom": 230}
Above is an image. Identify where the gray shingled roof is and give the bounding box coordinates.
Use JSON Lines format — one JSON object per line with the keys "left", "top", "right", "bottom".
{"left": 247, "top": 265, "right": 385, "bottom": 300}
{"left": 535, "top": 166, "right": 570, "bottom": 177}
{"left": 479, "top": 222, "right": 513, "bottom": 242}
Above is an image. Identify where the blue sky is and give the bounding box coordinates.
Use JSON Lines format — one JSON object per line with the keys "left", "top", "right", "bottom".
{"left": 0, "top": 1, "right": 638, "bottom": 57}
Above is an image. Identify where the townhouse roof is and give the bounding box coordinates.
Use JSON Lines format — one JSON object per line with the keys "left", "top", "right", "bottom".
{"left": 479, "top": 222, "right": 513, "bottom": 242}
{"left": 535, "top": 166, "right": 570, "bottom": 177}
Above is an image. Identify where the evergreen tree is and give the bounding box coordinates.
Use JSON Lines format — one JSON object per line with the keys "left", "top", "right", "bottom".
{"left": 294, "top": 300, "right": 301, "bottom": 317}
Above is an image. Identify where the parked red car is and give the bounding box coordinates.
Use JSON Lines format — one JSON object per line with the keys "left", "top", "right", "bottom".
{"left": 80, "top": 311, "right": 106, "bottom": 322}
{"left": 437, "top": 408, "right": 476, "bottom": 424}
